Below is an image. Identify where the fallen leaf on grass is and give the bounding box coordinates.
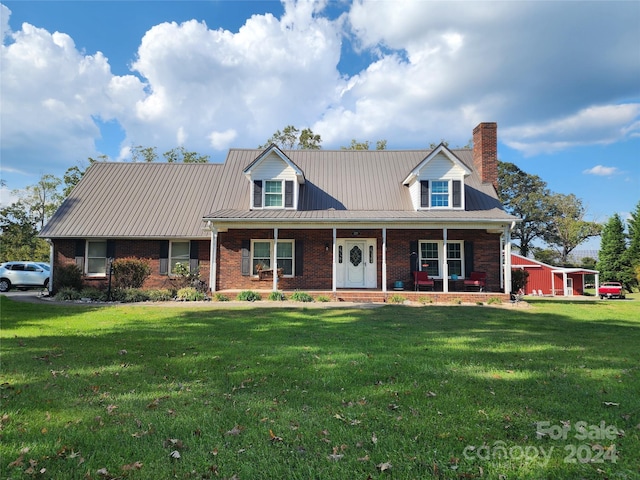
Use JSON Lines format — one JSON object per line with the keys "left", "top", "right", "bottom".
{"left": 106, "top": 404, "right": 118, "bottom": 415}
{"left": 372, "top": 432, "right": 378, "bottom": 445}
{"left": 226, "top": 425, "right": 243, "bottom": 436}
{"left": 603, "top": 402, "right": 619, "bottom": 407}
{"left": 426, "top": 391, "right": 437, "bottom": 397}
{"left": 269, "top": 429, "right": 283, "bottom": 442}
{"left": 377, "top": 461, "right": 392, "bottom": 472}
{"left": 121, "top": 461, "right": 143, "bottom": 471}
{"left": 169, "top": 450, "right": 181, "bottom": 459}
{"left": 357, "top": 454, "right": 369, "bottom": 462}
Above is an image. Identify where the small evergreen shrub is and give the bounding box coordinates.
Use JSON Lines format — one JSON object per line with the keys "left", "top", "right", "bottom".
{"left": 388, "top": 294, "right": 405, "bottom": 304}
{"left": 487, "top": 297, "right": 503, "bottom": 305}
{"left": 315, "top": 295, "right": 331, "bottom": 302}
{"left": 122, "top": 288, "right": 151, "bottom": 303}
{"left": 177, "top": 287, "right": 207, "bottom": 301}
{"left": 268, "top": 291, "right": 286, "bottom": 301}
{"left": 53, "top": 264, "right": 83, "bottom": 292}
{"left": 236, "top": 290, "right": 261, "bottom": 302}
{"left": 450, "top": 297, "right": 462, "bottom": 305}
{"left": 213, "top": 293, "right": 230, "bottom": 302}
{"left": 54, "top": 287, "right": 81, "bottom": 301}
{"left": 112, "top": 257, "right": 151, "bottom": 289}
{"left": 418, "top": 296, "right": 433, "bottom": 305}
{"left": 147, "top": 289, "right": 175, "bottom": 301}
{"left": 79, "top": 287, "right": 106, "bottom": 301}
{"left": 290, "top": 291, "right": 314, "bottom": 302}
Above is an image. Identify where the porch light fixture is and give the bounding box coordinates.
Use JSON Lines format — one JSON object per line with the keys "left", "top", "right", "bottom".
{"left": 325, "top": 243, "right": 330, "bottom": 251}
{"left": 352, "top": 231, "right": 359, "bottom": 236}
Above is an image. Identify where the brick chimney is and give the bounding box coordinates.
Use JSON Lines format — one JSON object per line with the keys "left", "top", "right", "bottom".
{"left": 472, "top": 122, "right": 498, "bottom": 190}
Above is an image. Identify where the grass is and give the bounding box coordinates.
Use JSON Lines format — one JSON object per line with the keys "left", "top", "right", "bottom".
{"left": 1, "top": 296, "right": 639, "bottom": 479}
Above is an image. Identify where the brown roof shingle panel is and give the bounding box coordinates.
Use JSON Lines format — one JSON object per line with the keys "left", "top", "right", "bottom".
{"left": 40, "top": 148, "right": 517, "bottom": 239}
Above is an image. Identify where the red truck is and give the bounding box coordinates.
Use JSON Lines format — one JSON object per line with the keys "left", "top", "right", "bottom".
{"left": 598, "top": 282, "right": 626, "bottom": 299}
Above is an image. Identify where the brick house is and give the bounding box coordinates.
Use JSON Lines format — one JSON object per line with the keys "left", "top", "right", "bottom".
{"left": 40, "top": 122, "right": 518, "bottom": 301}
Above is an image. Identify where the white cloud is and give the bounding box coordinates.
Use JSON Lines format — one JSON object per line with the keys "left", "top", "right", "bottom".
{"left": 208, "top": 129, "right": 237, "bottom": 150}
{"left": 583, "top": 165, "right": 620, "bottom": 177}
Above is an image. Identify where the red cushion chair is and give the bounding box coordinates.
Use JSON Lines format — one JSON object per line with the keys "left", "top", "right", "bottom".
{"left": 413, "top": 271, "right": 435, "bottom": 291}
{"left": 464, "top": 272, "right": 487, "bottom": 291}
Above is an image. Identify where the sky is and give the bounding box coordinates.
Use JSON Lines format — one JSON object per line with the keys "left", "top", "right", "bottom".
{"left": 1, "top": 0, "right": 639, "bottom": 251}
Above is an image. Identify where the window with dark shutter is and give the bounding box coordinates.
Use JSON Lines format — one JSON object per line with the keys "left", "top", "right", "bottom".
{"left": 253, "top": 181, "right": 263, "bottom": 208}
{"left": 284, "top": 180, "right": 294, "bottom": 208}
{"left": 420, "top": 181, "right": 429, "bottom": 208}
{"left": 190, "top": 240, "right": 199, "bottom": 272}
{"left": 75, "top": 239, "right": 86, "bottom": 272}
{"left": 453, "top": 180, "right": 461, "bottom": 208}
{"left": 464, "top": 241, "right": 474, "bottom": 277}
{"left": 159, "top": 240, "right": 169, "bottom": 275}
{"left": 241, "top": 240, "right": 251, "bottom": 276}
{"left": 295, "top": 240, "right": 303, "bottom": 276}
{"left": 409, "top": 240, "right": 418, "bottom": 273}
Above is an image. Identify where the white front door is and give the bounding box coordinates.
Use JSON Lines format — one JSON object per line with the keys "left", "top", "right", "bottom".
{"left": 336, "top": 239, "right": 377, "bottom": 288}
{"left": 566, "top": 277, "right": 573, "bottom": 296}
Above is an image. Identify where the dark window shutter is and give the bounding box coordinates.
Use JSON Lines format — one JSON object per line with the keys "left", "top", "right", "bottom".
{"left": 106, "top": 240, "right": 116, "bottom": 258}
{"left": 75, "top": 239, "right": 85, "bottom": 272}
{"left": 190, "top": 240, "right": 199, "bottom": 272}
{"left": 253, "top": 180, "right": 263, "bottom": 208}
{"left": 241, "top": 240, "right": 251, "bottom": 276}
{"left": 295, "top": 240, "right": 303, "bottom": 276}
{"left": 284, "top": 180, "right": 294, "bottom": 208}
{"left": 410, "top": 240, "right": 418, "bottom": 273}
{"left": 420, "top": 181, "right": 429, "bottom": 207}
{"left": 452, "top": 180, "right": 461, "bottom": 208}
{"left": 464, "top": 241, "right": 474, "bottom": 277}
{"left": 159, "top": 240, "right": 169, "bottom": 275}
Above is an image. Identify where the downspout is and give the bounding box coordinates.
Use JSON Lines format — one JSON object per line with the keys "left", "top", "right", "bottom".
{"left": 442, "top": 227, "right": 448, "bottom": 293}
{"left": 210, "top": 226, "right": 218, "bottom": 293}
{"left": 382, "top": 228, "right": 387, "bottom": 294}
{"left": 46, "top": 239, "right": 54, "bottom": 294}
{"left": 504, "top": 223, "right": 513, "bottom": 294}
{"left": 332, "top": 228, "right": 337, "bottom": 293}
{"left": 273, "top": 227, "right": 278, "bottom": 292}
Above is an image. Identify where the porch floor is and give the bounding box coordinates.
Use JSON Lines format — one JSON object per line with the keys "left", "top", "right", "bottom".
{"left": 216, "top": 289, "right": 509, "bottom": 304}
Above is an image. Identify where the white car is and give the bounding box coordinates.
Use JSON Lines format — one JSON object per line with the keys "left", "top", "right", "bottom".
{"left": 0, "top": 261, "right": 50, "bottom": 292}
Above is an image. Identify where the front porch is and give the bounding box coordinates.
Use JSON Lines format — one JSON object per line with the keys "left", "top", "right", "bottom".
{"left": 217, "top": 289, "right": 510, "bottom": 304}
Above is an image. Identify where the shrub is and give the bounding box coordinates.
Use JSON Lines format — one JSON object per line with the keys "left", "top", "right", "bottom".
{"left": 54, "top": 287, "right": 81, "bottom": 301}
{"left": 112, "top": 258, "right": 151, "bottom": 289}
{"left": 79, "top": 287, "right": 106, "bottom": 301}
{"left": 122, "top": 288, "right": 151, "bottom": 303}
{"left": 213, "top": 293, "right": 230, "bottom": 302}
{"left": 268, "top": 291, "right": 286, "bottom": 301}
{"left": 315, "top": 295, "right": 331, "bottom": 302}
{"left": 487, "top": 297, "right": 503, "bottom": 305}
{"left": 173, "top": 262, "right": 208, "bottom": 293}
{"left": 236, "top": 290, "right": 261, "bottom": 302}
{"left": 418, "top": 296, "right": 433, "bottom": 305}
{"left": 53, "top": 264, "right": 83, "bottom": 292}
{"left": 450, "top": 297, "right": 462, "bottom": 305}
{"left": 147, "top": 289, "right": 175, "bottom": 301}
{"left": 290, "top": 291, "right": 314, "bottom": 302}
{"left": 177, "top": 287, "right": 207, "bottom": 301}
{"left": 388, "top": 294, "right": 406, "bottom": 304}
{"left": 511, "top": 269, "right": 529, "bottom": 295}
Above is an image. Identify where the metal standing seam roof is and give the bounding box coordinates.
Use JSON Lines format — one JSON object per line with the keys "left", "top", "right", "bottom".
{"left": 40, "top": 149, "right": 517, "bottom": 239}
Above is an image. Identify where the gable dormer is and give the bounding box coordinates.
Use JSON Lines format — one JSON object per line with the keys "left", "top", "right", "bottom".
{"left": 243, "top": 145, "right": 305, "bottom": 210}
{"left": 403, "top": 144, "right": 471, "bottom": 210}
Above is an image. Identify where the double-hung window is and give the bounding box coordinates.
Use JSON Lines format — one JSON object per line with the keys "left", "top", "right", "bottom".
{"left": 251, "top": 240, "right": 294, "bottom": 276}
{"left": 419, "top": 241, "right": 464, "bottom": 278}
{"left": 419, "top": 242, "right": 440, "bottom": 277}
{"left": 431, "top": 181, "right": 449, "bottom": 207}
{"left": 264, "top": 180, "right": 283, "bottom": 207}
{"left": 170, "top": 241, "right": 190, "bottom": 274}
{"left": 86, "top": 241, "right": 107, "bottom": 276}
{"left": 447, "top": 243, "right": 463, "bottom": 277}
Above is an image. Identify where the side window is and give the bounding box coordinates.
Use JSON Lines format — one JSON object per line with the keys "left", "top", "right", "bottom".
{"left": 276, "top": 242, "right": 294, "bottom": 276}
{"left": 87, "top": 241, "right": 107, "bottom": 276}
{"left": 431, "top": 181, "right": 449, "bottom": 207}
{"left": 252, "top": 241, "right": 271, "bottom": 274}
{"left": 170, "top": 241, "right": 190, "bottom": 274}
{"left": 419, "top": 242, "right": 439, "bottom": 277}
{"left": 264, "top": 180, "right": 283, "bottom": 207}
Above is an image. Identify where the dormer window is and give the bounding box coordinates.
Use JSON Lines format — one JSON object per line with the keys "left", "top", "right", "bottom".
{"left": 253, "top": 179, "right": 295, "bottom": 209}
{"left": 265, "top": 180, "right": 283, "bottom": 207}
{"left": 420, "top": 179, "right": 462, "bottom": 209}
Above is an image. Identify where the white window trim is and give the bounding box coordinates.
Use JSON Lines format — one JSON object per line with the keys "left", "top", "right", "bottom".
{"left": 250, "top": 239, "right": 295, "bottom": 277}
{"left": 169, "top": 240, "right": 190, "bottom": 276}
{"left": 418, "top": 240, "right": 465, "bottom": 279}
{"left": 263, "top": 180, "right": 284, "bottom": 208}
{"left": 85, "top": 240, "right": 107, "bottom": 277}
{"left": 418, "top": 178, "right": 465, "bottom": 210}
{"left": 254, "top": 179, "right": 297, "bottom": 210}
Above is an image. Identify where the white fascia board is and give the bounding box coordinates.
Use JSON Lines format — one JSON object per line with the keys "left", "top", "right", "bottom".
{"left": 402, "top": 144, "right": 472, "bottom": 185}
{"left": 243, "top": 145, "right": 305, "bottom": 183}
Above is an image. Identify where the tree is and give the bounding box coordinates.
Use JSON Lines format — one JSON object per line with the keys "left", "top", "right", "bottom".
{"left": 622, "top": 200, "right": 640, "bottom": 290}
{"left": 497, "top": 162, "right": 550, "bottom": 257}
{"left": 543, "top": 193, "right": 601, "bottom": 264}
{"left": 341, "top": 139, "right": 387, "bottom": 150}
{"left": 597, "top": 214, "right": 630, "bottom": 285}
{"left": 258, "top": 125, "right": 322, "bottom": 150}
{"left": 532, "top": 247, "right": 561, "bottom": 266}
{"left": 13, "top": 174, "right": 63, "bottom": 229}
{"left": 0, "top": 201, "right": 49, "bottom": 262}
{"left": 163, "top": 146, "right": 209, "bottom": 163}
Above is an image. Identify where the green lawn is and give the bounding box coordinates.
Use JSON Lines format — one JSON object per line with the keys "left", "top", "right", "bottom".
{"left": 1, "top": 296, "right": 639, "bottom": 479}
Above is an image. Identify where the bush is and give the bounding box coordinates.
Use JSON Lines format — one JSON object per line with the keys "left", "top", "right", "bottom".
{"left": 112, "top": 258, "right": 151, "bottom": 289}
{"left": 388, "top": 294, "right": 405, "bottom": 304}
{"left": 173, "top": 262, "right": 208, "bottom": 293}
{"left": 450, "top": 297, "right": 462, "bottom": 305}
{"left": 213, "top": 293, "right": 230, "bottom": 302}
{"left": 121, "top": 288, "right": 151, "bottom": 303}
{"left": 53, "top": 264, "right": 83, "bottom": 292}
{"left": 177, "top": 287, "right": 207, "bottom": 301}
{"left": 290, "top": 291, "right": 314, "bottom": 302}
{"left": 511, "top": 269, "right": 529, "bottom": 294}
{"left": 418, "top": 296, "right": 432, "bottom": 305}
{"left": 487, "top": 297, "right": 503, "bottom": 305}
{"left": 54, "top": 287, "right": 81, "bottom": 301}
{"left": 147, "top": 289, "right": 175, "bottom": 301}
{"left": 79, "top": 287, "right": 106, "bottom": 301}
{"left": 236, "top": 290, "right": 262, "bottom": 302}
{"left": 268, "top": 291, "right": 286, "bottom": 301}
{"left": 315, "top": 295, "right": 331, "bottom": 302}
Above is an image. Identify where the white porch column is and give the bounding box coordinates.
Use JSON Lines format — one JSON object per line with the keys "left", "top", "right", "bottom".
{"left": 552, "top": 273, "right": 556, "bottom": 296}
{"left": 382, "top": 228, "right": 387, "bottom": 293}
{"left": 595, "top": 273, "right": 600, "bottom": 296}
{"left": 442, "top": 228, "right": 449, "bottom": 293}
{"left": 273, "top": 227, "right": 278, "bottom": 292}
{"left": 332, "top": 228, "right": 337, "bottom": 293}
{"left": 210, "top": 226, "right": 218, "bottom": 292}
{"left": 563, "top": 272, "right": 568, "bottom": 297}
{"left": 504, "top": 225, "right": 512, "bottom": 294}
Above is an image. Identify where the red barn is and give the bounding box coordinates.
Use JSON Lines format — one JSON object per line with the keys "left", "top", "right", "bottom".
{"left": 511, "top": 253, "right": 599, "bottom": 296}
